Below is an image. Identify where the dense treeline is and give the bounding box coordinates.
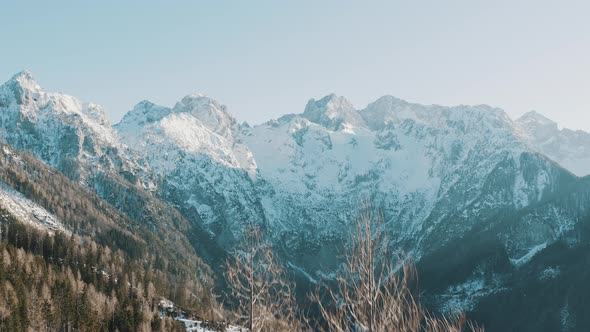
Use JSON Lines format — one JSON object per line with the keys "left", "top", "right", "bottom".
{"left": 0, "top": 144, "right": 220, "bottom": 329}
{"left": 0, "top": 210, "right": 187, "bottom": 331}
{"left": 0, "top": 144, "right": 201, "bottom": 269}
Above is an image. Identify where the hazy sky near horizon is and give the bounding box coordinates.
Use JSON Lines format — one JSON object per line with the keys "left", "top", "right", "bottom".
{"left": 2, "top": 1, "right": 590, "bottom": 131}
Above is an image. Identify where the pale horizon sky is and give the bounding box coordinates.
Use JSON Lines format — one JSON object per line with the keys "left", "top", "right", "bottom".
{"left": 2, "top": 1, "right": 590, "bottom": 131}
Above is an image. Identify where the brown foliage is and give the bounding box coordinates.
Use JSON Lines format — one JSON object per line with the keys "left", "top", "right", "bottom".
{"left": 224, "top": 225, "right": 301, "bottom": 331}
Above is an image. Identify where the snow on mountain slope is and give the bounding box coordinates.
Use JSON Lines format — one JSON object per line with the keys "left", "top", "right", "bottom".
{"left": 516, "top": 111, "right": 590, "bottom": 177}
{"left": 302, "top": 94, "right": 367, "bottom": 131}
{"left": 361, "top": 95, "right": 514, "bottom": 132}
{"left": 2, "top": 71, "right": 584, "bottom": 267}
{"left": 112, "top": 87, "right": 582, "bottom": 274}
{"left": 242, "top": 94, "right": 574, "bottom": 273}
{"left": 243, "top": 110, "right": 439, "bottom": 239}
{"left": 0, "top": 71, "right": 143, "bottom": 185}
{"left": 0, "top": 70, "right": 116, "bottom": 148}
{"left": 0, "top": 71, "right": 587, "bottom": 286}
{"left": 117, "top": 95, "right": 256, "bottom": 175}
{"left": 3, "top": 71, "right": 590, "bottom": 321}
{"left": 0, "top": 179, "right": 67, "bottom": 235}
{"left": 116, "top": 95, "right": 263, "bottom": 241}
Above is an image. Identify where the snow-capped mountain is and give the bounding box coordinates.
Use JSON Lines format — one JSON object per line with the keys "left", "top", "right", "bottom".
{"left": 0, "top": 72, "right": 201, "bottom": 250}
{"left": 0, "top": 71, "right": 147, "bottom": 186}
{"left": 3, "top": 71, "right": 587, "bottom": 266}
{"left": 2, "top": 71, "right": 590, "bottom": 329}
{"left": 117, "top": 94, "right": 256, "bottom": 175}
{"left": 301, "top": 94, "right": 367, "bottom": 131}
{"left": 115, "top": 94, "right": 264, "bottom": 243}
{"left": 516, "top": 110, "right": 590, "bottom": 177}
{"left": 243, "top": 94, "right": 580, "bottom": 271}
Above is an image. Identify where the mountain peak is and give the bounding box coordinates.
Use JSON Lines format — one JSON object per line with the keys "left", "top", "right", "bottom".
{"left": 12, "top": 69, "right": 34, "bottom": 80}
{"left": 173, "top": 94, "right": 237, "bottom": 137}
{"left": 10, "top": 70, "right": 42, "bottom": 90}
{"left": 518, "top": 110, "right": 556, "bottom": 124}
{"left": 121, "top": 100, "right": 172, "bottom": 126}
{"left": 517, "top": 111, "right": 558, "bottom": 130}
{"left": 117, "top": 94, "right": 238, "bottom": 139}
{"left": 302, "top": 94, "right": 366, "bottom": 130}
{"left": 360, "top": 95, "right": 411, "bottom": 130}
{"left": 372, "top": 95, "right": 408, "bottom": 105}
{"left": 1, "top": 70, "right": 44, "bottom": 105}
{"left": 174, "top": 93, "right": 223, "bottom": 113}
{"left": 304, "top": 94, "right": 355, "bottom": 115}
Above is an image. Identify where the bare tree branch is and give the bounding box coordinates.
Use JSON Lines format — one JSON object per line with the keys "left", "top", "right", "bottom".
{"left": 225, "top": 225, "right": 302, "bottom": 331}
{"left": 310, "top": 204, "right": 483, "bottom": 332}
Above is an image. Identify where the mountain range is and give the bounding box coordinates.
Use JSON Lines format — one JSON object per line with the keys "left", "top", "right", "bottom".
{"left": 2, "top": 70, "right": 590, "bottom": 331}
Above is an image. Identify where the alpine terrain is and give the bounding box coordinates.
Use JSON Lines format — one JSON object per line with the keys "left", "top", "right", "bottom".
{"left": 1, "top": 71, "right": 590, "bottom": 331}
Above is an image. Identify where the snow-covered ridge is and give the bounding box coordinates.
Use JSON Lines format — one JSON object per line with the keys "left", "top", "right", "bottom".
{"left": 361, "top": 95, "right": 513, "bottom": 131}
{"left": 116, "top": 94, "right": 257, "bottom": 174}
{"left": 515, "top": 111, "right": 590, "bottom": 176}
{"left": 3, "top": 71, "right": 590, "bottom": 316}
{"left": 302, "top": 94, "right": 367, "bottom": 131}
{"left": 0, "top": 71, "right": 117, "bottom": 145}
{"left": 4, "top": 72, "right": 585, "bottom": 232}
{"left": 2, "top": 71, "right": 589, "bottom": 272}
{"left": 243, "top": 92, "right": 563, "bottom": 263}
{"left": 115, "top": 93, "right": 261, "bottom": 234}
{"left": 0, "top": 71, "right": 156, "bottom": 189}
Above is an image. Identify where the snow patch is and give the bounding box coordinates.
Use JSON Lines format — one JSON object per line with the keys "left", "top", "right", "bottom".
{"left": 437, "top": 275, "right": 504, "bottom": 313}
{"left": 0, "top": 181, "right": 67, "bottom": 234}
{"left": 539, "top": 267, "right": 560, "bottom": 281}
{"left": 510, "top": 242, "right": 547, "bottom": 266}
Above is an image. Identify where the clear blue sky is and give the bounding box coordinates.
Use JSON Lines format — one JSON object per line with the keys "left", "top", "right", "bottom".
{"left": 2, "top": 1, "right": 590, "bottom": 131}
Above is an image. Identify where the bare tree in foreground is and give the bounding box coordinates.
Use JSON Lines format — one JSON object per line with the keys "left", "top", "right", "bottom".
{"left": 310, "top": 207, "right": 483, "bottom": 332}
{"left": 224, "top": 225, "right": 301, "bottom": 331}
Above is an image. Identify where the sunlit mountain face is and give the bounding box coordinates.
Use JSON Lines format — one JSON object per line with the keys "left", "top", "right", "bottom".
{"left": 2, "top": 71, "right": 590, "bottom": 331}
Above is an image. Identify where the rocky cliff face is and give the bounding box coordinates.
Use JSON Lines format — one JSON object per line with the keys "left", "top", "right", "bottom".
{"left": 0, "top": 71, "right": 151, "bottom": 186}
{"left": 115, "top": 94, "right": 264, "bottom": 246}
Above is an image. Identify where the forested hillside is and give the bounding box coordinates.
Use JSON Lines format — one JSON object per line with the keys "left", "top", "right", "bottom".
{"left": 0, "top": 143, "right": 218, "bottom": 331}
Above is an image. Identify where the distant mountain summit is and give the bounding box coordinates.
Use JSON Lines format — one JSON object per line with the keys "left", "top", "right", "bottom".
{"left": 0, "top": 70, "right": 132, "bottom": 183}
{"left": 516, "top": 110, "right": 590, "bottom": 176}
{"left": 302, "top": 94, "right": 367, "bottom": 131}
{"left": 115, "top": 92, "right": 262, "bottom": 244}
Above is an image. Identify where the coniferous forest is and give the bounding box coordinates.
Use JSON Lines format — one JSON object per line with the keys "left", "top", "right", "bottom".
{"left": 0, "top": 144, "right": 220, "bottom": 331}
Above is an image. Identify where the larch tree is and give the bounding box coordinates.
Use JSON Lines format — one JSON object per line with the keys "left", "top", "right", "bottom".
{"left": 224, "top": 225, "right": 301, "bottom": 331}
